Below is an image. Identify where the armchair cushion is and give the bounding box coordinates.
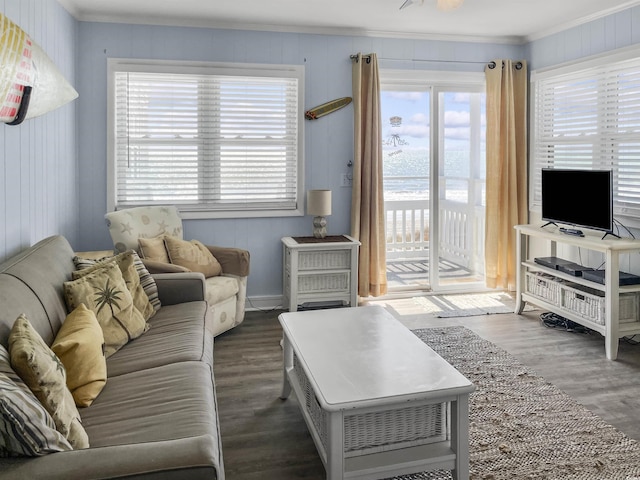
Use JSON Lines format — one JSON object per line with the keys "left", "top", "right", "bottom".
{"left": 164, "top": 237, "right": 222, "bottom": 278}
{"left": 138, "top": 236, "right": 170, "bottom": 263}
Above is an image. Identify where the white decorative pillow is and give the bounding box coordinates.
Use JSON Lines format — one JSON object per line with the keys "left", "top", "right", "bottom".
{"left": 0, "top": 345, "right": 72, "bottom": 457}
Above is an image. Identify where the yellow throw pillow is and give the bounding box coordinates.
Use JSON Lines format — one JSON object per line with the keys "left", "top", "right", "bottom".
{"left": 73, "top": 251, "right": 155, "bottom": 321}
{"left": 164, "top": 237, "right": 222, "bottom": 278}
{"left": 9, "top": 314, "right": 89, "bottom": 450}
{"left": 51, "top": 305, "right": 107, "bottom": 407}
{"left": 138, "top": 235, "right": 170, "bottom": 263}
{"left": 64, "top": 261, "right": 148, "bottom": 358}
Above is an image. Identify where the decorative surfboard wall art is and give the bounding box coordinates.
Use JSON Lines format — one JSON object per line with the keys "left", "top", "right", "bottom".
{"left": 0, "top": 13, "right": 78, "bottom": 125}
{"left": 305, "top": 97, "right": 352, "bottom": 120}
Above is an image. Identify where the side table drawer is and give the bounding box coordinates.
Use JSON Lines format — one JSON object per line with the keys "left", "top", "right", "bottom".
{"left": 286, "top": 271, "right": 351, "bottom": 295}
{"left": 294, "top": 249, "right": 351, "bottom": 271}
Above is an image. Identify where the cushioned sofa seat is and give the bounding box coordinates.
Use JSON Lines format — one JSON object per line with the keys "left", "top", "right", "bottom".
{"left": 106, "top": 302, "right": 213, "bottom": 378}
{"left": 82, "top": 362, "right": 220, "bottom": 449}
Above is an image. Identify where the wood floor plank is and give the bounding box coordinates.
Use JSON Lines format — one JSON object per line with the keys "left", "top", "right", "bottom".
{"left": 213, "top": 306, "right": 640, "bottom": 479}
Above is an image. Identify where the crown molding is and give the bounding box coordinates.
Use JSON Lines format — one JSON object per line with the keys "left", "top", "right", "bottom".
{"left": 56, "top": 9, "right": 525, "bottom": 45}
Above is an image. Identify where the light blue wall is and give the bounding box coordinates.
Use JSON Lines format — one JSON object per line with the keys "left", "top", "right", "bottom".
{"left": 75, "top": 22, "right": 522, "bottom": 301}
{"left": 0, "top": 0, "right": 79, "bottom": 262}
{"left": 4, "top": 1, "right": 640, "bottom": 301}
{"left": 527, "top": 6, "right": 640, "bottom": 69}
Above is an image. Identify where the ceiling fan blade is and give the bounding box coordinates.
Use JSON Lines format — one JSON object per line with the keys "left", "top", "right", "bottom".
{"left": 399, "top": 0, "right": 414, "bottom": 10}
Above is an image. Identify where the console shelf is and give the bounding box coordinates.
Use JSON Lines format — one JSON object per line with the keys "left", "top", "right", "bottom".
{"left": 515, "top": 224, "right": 640, "bottom": 360}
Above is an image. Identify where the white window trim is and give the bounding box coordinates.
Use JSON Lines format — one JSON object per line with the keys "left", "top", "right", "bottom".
{"left": 530, "top": 44, "right": 640, "bottom": 229}
{"left": 107, "top": 58, "right": 305, "bottom": 219}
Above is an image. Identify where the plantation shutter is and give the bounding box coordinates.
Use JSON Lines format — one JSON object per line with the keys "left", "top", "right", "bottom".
{"left": 532, "top": 53, "right": 640, "bottom": 219}
{"left": 112, "top": 67, "right": 300, "bottom": 213}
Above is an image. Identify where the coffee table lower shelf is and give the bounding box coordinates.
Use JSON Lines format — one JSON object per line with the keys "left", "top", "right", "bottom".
{"left": 284, "top": 355, "right": 461, "bottom": 479}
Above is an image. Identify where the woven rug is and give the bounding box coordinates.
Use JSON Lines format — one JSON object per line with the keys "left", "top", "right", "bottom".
{"left": 395, "top": 326, "right": 640, "bottom": 480}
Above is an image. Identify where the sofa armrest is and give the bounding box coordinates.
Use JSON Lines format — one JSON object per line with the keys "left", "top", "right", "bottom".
{"left": 206, "top": 245, "right": 250, "bottom": 277}
{"left": 142, "top": 259, "right": 191, "bottom": 274}
{"left": 153, "top": 272, "right": 206, "bottom": 305}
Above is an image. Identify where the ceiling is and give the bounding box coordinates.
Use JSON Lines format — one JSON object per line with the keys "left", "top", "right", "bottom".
{"left": 58, "top": 0, "right": 640, "bottom": 44}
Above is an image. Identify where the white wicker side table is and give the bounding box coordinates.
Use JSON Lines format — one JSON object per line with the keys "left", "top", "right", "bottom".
{"left": 281, "top": 235, "right": 360, "bottom": 312}
{"left": 279, "top": 306, "right": 475, "bottom": 480}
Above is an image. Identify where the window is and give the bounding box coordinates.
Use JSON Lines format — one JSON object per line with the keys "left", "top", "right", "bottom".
{"left": 531, "top": 46, "right": 640, "bottom": 223}
{"left": 107, "top": 59, "right": 304, "bottom": 218}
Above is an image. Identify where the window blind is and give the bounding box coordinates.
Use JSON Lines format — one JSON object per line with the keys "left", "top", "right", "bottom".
{"left": 532, "top": 53, "right": 640, "bottom": 220}
{"left": 111, "top": 64, "right": 302, "bottom": 215}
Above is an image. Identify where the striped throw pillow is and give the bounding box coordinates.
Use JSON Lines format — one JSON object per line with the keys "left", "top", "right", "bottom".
{"left": 0, "top": 345, "right": 72, "bottom": 456}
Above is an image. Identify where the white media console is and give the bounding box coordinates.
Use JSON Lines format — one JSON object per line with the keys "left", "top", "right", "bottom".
{"left": 515, "top": 224, "right": 640, "bottom": 360}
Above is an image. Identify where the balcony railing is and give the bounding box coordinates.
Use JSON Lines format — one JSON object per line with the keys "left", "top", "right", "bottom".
{"left": 384, "top": 198, "right": 486, "bottom": 275}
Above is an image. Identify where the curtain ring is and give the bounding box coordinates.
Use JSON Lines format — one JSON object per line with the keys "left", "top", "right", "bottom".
{"left": 488, "top": 61, "right": 496, "bottom": 69}
{"left": 366, "top": 56, "right": 371, "bottom": 64}
{"left": 515, "top": 61, "right": 523, "bottom": 70}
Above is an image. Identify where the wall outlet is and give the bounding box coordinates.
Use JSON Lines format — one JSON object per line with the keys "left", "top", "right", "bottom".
{"left": 341, "top": 173, "right": 353, "bottom": 187}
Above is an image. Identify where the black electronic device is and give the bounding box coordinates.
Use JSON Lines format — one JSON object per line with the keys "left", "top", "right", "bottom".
{"left": 541, "top": 169, "right": 614, "bottom": 236}
{"left": 582, "top": 270, "right": 640, "bottom": 286}
{"left": 556, "top": 262, "right": 595, "bottom": 277}
{"left": 534, "top": 256, "right": 575, "bottom": 270}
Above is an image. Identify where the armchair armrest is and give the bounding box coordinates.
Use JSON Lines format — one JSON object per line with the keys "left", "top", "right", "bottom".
{"left": 206, "top": 245, "right": 250, "bottom": 277}
{"left": 153, "top": 272, "right": 206, "bottom": 305}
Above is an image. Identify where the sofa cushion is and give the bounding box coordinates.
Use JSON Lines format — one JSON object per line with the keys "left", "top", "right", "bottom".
{"left": 105, "top": 301, "right": 212, "bottom": 378}
{"left": 51, "top": 305, "right": 106, "bottom": 407}
{"left": 8, "top": 315, "right": 89, "bottom": 450}
{"left": 0, "top": 236, "right": 76, "bottom": 345}
{"left": 0, "top": 345, "right": 72, "bottom": 457}
{"left": 81, "top": 362, "right": 218, "bottom": 448}
{"left": 72, "top": 251, "right": 155, "bottom": 321}
{"left": 63, "top": 261, "right": 148, "bottom": 358}
{"left": 165, "top": 237, "right": 222, "bottom": 278}
{"left": 205, "top": 275, "right": 240, "bottom": 306}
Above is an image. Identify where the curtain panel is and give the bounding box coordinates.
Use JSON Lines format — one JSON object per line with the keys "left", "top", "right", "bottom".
{"left": 351, "top": 53, "right": 387, "bottom": 297}
{"left": 484, "top": 60, "right": 528, "bottom": 290}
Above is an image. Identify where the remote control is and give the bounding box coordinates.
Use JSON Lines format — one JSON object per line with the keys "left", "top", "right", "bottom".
{"left": 559, "top": 227, "right": 584, "bottom": 237}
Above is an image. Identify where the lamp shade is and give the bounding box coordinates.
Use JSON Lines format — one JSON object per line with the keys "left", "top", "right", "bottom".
{"left": 307, "top": 190, "right": 332, "bottom": 216}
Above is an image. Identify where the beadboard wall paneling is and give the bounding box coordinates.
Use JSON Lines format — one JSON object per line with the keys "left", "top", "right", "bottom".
{"left": 0, "top": 0, "right": 78, "bottom": 263}
{"left": 528, "top": 6, "right": 640, "bottom": 70}
{"left": 75, "top": 22, "right": 523, "bottom": 299}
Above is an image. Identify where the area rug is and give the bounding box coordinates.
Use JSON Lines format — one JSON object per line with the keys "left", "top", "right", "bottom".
{"left": 395, "top": 326, "right": 640, "bottom": 480}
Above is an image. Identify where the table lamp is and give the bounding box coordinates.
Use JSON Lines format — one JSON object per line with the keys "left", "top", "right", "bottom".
{"left": 307, "top": 190, "right": 332, "bottom": 238}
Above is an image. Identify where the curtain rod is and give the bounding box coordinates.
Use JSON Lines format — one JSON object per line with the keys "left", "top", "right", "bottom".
{"left": 350, "top": 54, "right": 522, "bottom": 69}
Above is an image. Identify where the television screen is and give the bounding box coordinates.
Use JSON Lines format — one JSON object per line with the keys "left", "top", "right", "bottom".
{"left": 541, "top": 168, "right": 613, "bottom": 233}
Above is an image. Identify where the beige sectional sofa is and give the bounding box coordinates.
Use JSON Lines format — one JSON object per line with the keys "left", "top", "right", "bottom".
{"left": 0, "top": 235, "right": 225, "bottom": 479}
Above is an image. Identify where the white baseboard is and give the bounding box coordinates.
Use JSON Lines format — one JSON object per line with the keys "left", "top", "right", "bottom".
{"left": 245, "top": 295, "right": 283, "bottom": 312}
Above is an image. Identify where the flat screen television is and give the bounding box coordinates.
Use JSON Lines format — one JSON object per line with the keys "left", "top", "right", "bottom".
{"left": 541, "top": 168, "right": 613, "bottom": 234}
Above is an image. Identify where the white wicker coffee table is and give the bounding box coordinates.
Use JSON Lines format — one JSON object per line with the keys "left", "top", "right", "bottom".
{"left": 279, "top": 305, "right": 475, "bottom": 480}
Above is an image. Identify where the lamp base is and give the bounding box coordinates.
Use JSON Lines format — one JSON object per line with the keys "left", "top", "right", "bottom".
{"left": 312, "top": 216, "right": 327, "bottom": 238}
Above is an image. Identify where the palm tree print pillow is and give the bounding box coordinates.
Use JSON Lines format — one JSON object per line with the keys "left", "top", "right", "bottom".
{"left": 64, "top": 261, "right": 148, "bottom": 357}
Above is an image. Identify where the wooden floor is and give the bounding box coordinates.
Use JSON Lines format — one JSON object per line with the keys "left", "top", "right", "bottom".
{"left": 213, "top": 305, "right": 640, "bottom": 480}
